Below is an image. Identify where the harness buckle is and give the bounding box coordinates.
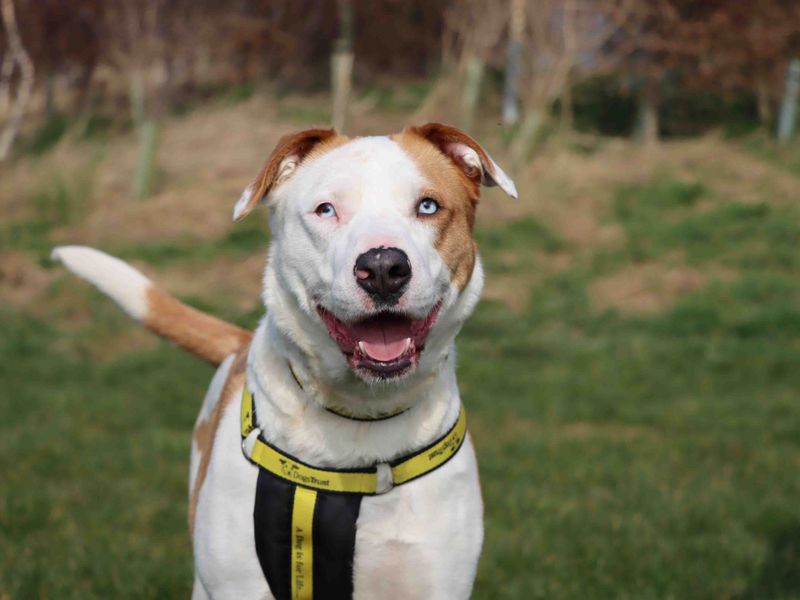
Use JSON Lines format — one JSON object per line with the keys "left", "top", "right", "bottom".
{"left": 375, "top": 463, "right": 394, "bottom": 494}
{"left": 242, "top": 428, "right": 261, "bottom": 460}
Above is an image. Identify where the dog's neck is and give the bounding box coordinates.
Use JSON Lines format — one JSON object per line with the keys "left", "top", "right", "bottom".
{"left": 245, "top": 315, "right": 462, "bottom": 469}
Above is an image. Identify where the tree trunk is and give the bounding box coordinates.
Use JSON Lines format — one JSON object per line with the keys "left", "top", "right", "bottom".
{"left": 331, "top": 0, "right": 354, "bottom": 132}
{"left": 777, "top": 58, "right": 800, "bottom": 144}
{"left": 129, "top": 66, "right": 163, "bottom": 200}
{"left": 636, "top": 79, "right": 660, "bottom": 146}
{"left": 502, "top": 0, "right": 525, "bottom": 125}
{"left": 0, "top": 0, "right": 34, "bottom": 162}
{"left": 459, "top": 57, "right": 484, "bottom": 132}
{"left": 132, "top": 119, "right": 160, "bottom": 200}
{"left": 331, "top": 51, "right": 353, "bottom": 132}
{"left": 502, "top": 41, "right": 522, "bottom": 126}
{"left": 0, "top": 52, "right": 13, "bottom": 115}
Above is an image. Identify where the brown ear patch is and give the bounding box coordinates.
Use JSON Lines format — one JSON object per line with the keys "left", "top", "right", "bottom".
{"left": 234, "top": 129, "right": 350, "bottom": 221}
{"left": 406, "top": 122, "right": 518, "bottom": 199}
{"left": 392, "top": 130, "right": 478, "bottom": 291}
{"left": 250, "top": 128, "right": 338, "bottom": 201}
{"left": 408, "top": 123, "right": 498, "bottom": 184}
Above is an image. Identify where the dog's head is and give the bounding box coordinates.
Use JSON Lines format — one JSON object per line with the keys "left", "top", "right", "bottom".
{"left": 234, "top": 124, "right": 516, "bottom": 393}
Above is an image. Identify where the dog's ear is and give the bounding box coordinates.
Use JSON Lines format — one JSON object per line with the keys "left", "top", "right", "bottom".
{"left": 407, "top": 123, "right": 517, "bottom": 199}
{"left": 233, "top": 128, "right": 339, "bottom": 222}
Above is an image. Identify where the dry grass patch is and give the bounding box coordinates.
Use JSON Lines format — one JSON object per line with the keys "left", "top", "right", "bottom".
{"left": 591, "top": 262, "right": 707, "bottom": 315}
{"left": 154, "top": 253, "right": 265, "bottom": 312}
{"left": 482, "top": 273, "right": 533, "bottom": 314}
{"left": 547, "top": 194, "right": 625, "bottom": 248}
{"left": 479, "top": 142, "right": 665, "bottom": 247}
{"left": 0, "top": 251, "right": 54, "bottom": 308}
{"left": 482, "top": 250, "right": 571, "bottom": 314}
{"left": 482, "top": 135, "right": 799, "bottom": 256}
{"left": 50, "top": 98, "right": 289, "bottom": 247}
{"left": 670, "top": 136, "right": 800, "bottom": 206}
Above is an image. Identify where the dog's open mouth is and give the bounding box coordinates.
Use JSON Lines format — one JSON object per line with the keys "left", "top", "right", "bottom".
{"left": 317, "top": 304, "right": 441, "bottom": 378}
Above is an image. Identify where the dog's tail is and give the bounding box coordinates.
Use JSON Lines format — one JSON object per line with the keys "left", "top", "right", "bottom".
{"left": 51, "top": 246, "right": 253, "bottom": 366}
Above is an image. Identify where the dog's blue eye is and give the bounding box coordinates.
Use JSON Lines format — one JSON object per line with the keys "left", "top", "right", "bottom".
{"left": 417, "top": 198, "right": 439, "bottom": 216}
{"left": 315, "top": 202, "right": 337, "bottom": 218}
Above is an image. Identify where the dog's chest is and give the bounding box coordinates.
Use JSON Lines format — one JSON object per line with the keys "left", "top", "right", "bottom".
{"left": 192, "top": 399, "right": 483, "bottom": 600}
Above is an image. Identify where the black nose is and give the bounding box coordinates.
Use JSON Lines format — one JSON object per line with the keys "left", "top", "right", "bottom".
{"left": 354, "top": 247, "right": 412, "bottom": 304}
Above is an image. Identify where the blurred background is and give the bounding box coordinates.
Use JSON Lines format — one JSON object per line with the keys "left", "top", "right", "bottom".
{"left": 1, "top": 1, "right": 800, "bottom": 598}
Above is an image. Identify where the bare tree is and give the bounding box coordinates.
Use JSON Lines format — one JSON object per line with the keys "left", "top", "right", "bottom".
{"left": 0, "top": 0, "right": 33, "bottom": 161}
{"left": 510, "top": 0, "right": 636, "bottom": 161}
{"left": 100, "top": 0, "right": 186, "bottom": 199}
{"left": 701, "top": 0, "right": 800, "bottom": 128}
{"left": 512, "top": 0, "right": 578, "bottom": 160}
{"left": 444, "top": 0, "right": 508, "bottom": 131}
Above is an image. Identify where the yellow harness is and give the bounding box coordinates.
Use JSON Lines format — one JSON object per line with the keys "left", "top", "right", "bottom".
{"left": 240, "top": 387, "right": 468, "bottom": 600}
{"left": 240, "top": 387, "right": 467, "bottom": 494}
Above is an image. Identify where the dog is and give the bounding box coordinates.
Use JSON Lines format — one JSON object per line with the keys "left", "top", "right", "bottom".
{"left": 53, "top": 122, "right": 517, "bottom": 600}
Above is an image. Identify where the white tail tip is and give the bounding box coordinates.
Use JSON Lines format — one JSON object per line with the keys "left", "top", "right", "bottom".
{"left": 51, "top": 246, "right": 152, "bottom": 321}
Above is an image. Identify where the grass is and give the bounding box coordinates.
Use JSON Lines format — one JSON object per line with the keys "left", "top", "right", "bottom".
{"left": 0, "top": 312, "right": 204, "bottom": 598}
{"left": 743, "top": 130, "right": 800, "bottom": 176}
{"left": 3, "top": 111, "right": 800, "bottom": 598}
{"left": 111, "top": 220, "right": 269, "bottom": 266}
{"left": 359, "top": 81, "right": 433, "bottom": 113}
{"left": 1, "top": 173, "right": 93, "bottom": 256}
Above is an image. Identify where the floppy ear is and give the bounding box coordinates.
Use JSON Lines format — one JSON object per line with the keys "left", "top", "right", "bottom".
{"left": 232, "top": 128, "right": 339, "bottom": 222}
{"left": 408, "top": 123, "right": 518, "bottom": 199}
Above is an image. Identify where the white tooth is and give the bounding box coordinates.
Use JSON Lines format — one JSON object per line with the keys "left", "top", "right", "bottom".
{"left": 358, "top": 341, "right": 366, "bottom": 354}
{"left": 403, "top": 338, "right": 411, "bottom": 352}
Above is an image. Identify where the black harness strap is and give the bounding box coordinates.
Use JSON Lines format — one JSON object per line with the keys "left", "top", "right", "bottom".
{"left": 254, "top": 470, "right": 362, "bottom": 600}
{"left": 253, "top": 471, "right": 294, "bottom": 599}
{"left": 311, "top": 490, "right": 361, "bottom": 599}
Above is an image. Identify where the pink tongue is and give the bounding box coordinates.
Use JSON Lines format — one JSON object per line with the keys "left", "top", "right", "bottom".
{"left": 351, "top": 320, "right": 410, "bottom": 362}
{"left": 361, "top": 339, "right": 408, "bottom": 361}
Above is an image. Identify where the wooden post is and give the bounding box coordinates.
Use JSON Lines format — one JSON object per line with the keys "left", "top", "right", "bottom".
{"left": 129, "top": 66, "right": 156, "bottom": 200}
{"left": 460, "top": 57, "right": 484, "bottom": 132}
{"left": 636, "top": 78, "right": 660, "bottom": 146}
{"left": 0, "top": 52, "right": 13, "bottom": 115}
{"left": 777, "top": 58, "right": 800, "bottom": 144}
{"left": 332, "top": 0, "right": 354, "bottom": 133}
{"left": 132, "top": 119, "right": 159, "bottom": 200}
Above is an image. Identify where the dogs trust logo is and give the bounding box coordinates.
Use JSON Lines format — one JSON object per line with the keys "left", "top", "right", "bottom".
{"left": 279, "top": 458, "right": 331, "bottom": 488}
{"left": 427, "top": 431, "right": 463, "bottom": 462}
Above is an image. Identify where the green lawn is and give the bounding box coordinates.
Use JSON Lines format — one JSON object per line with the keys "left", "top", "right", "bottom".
{"left": 3, "top": 165, "right": 800, "bottom": 598}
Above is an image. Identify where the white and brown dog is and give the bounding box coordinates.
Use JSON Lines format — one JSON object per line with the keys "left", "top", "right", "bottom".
{"left": 53, "top": 123, "right": 517, "bottom": 600}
